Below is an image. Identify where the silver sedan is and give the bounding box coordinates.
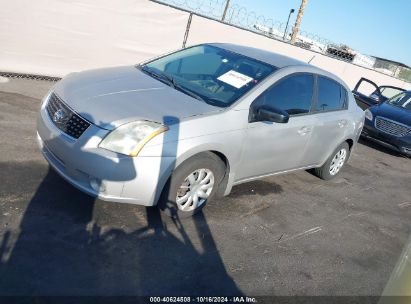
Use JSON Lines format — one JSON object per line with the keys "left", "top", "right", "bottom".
{"left": 37, "top": 43, "right": 364, "bottom": 217}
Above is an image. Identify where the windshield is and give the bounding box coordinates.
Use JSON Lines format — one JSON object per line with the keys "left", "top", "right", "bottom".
{"left": 387, "top": 91, "right": 411, "bottom": 110}
{"left": 140, "top": 45, "right": 276, "bottom": 107}
{"left": 379, "top": 86, "right": 405, "bottom": 99}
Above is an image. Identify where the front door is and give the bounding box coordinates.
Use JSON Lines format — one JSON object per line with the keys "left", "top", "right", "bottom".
{"left": 352, "top": 77, "right": 382, "bottom": 110}
{"left": 236, "top": 73, "right": 316, "bottom": 181}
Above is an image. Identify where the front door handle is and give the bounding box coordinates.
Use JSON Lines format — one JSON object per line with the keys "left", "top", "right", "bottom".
{"left": 297, "top": 126, "right": 311, "bottom": 136}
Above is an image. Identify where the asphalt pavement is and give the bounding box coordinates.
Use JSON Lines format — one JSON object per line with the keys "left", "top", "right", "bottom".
{"left": 0, "top": 77, "right": 410, "bottom": 296}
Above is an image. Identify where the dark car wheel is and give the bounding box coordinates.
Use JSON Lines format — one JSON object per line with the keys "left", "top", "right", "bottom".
{"left": 158, "top": 152, "right": 225, "bottom": 218}
{"left": 314, "top": 142, "right": 350, "bottom": 180}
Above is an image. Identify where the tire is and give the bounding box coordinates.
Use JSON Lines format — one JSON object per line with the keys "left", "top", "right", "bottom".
{"left": 313, "top": 142, "right": 350, "bottom": 180}
{"left": 158, "top": 152, "right": 225, "bottom": 218}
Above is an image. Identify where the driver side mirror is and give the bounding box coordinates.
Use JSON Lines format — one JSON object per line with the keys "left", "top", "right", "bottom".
{"left": 255, "top": 105, "right": 289, "bottom": 123}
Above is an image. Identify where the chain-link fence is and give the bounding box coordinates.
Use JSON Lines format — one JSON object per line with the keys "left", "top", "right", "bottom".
{"left": 153, "top": 0, "right": 411, "bottom": 83}
{"left": 0, "top": 71, "right": 61, "bottom": 82}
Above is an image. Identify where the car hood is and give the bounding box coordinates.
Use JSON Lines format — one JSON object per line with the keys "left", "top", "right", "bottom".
{"left": 53, "top": 66, "right": 221, "bottom": 130}
{"left": 372, "top": 102, "right": 411, "bottom": 126}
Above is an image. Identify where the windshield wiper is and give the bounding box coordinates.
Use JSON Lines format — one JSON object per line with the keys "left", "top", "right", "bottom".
{"left": 174, "top": 83, "right": 207, "bottom": 103}
{"left": 204, "top": 97, "right": 227, "bottom": 107}
{"left": 158, "top": 71, "right": 176, "bottom": 88}
{"left": 140, "top": 65, "right": 175, "bottom": 88}
{"left": 140, "top": 65, "right": 222, "bottom": 105}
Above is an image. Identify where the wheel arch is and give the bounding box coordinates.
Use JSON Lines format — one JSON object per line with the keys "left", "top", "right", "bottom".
{"left": 344, "top": 137, "right": 355, "bottom": 162}
{"left": 154, "top": 146, "right": 233, "bottom": 205}
{"left": 346, "top": 138, "right": 354, "bottom": 150}
{"left": 319, "top": 137, "right": 355, "bottom": 167}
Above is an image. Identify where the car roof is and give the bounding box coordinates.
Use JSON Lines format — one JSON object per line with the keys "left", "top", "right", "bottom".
{"left": 208, "top": 42, "right": 309, "bottom": 68}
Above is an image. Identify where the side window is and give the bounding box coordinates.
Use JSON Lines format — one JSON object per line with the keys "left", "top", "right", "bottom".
{"left": 254, "top": 74, "right": 314, "bottom": 115}
{"left": 316, "top": 77, "right": 346, "bottom": 112}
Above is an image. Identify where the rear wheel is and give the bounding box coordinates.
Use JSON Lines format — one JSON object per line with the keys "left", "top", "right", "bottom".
{"left": 158, "top": 152, "right": 225, "bottom": 218}
{"left": 313, "top": 142, "right": 350, "bottom": 180}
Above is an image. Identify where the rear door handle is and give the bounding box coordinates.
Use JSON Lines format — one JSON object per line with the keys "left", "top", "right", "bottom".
{"left": 297, "top": 126, "right": 311, "bottom": 136}
{"left": 338, "top": 120, "right": 347, "bottom": 128}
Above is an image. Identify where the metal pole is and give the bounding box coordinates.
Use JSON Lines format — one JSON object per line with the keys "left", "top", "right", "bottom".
{"left": 290, "top": 0, "right": 308, "bottom": 43}
{"left": 283, "top": 9, "right": 295, "bottom": 40}
{"left": 182, "top": 13, "right": 193, "bottom": 48}
{"left": 221, "top": 0, "right": 231, "bottom": 21}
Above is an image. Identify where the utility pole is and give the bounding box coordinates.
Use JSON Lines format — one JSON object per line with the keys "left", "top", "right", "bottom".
{"left": 290, "top": 0, "right": 308, "bottom": 43}
{"left": 221, "top": 0, "right": 231, "bottom": 21}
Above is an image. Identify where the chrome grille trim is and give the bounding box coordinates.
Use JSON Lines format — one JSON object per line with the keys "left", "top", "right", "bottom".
{"left": 46, "top": 93, "right": 91, "bottom": 139}
{"left": 374, "top": 116, "right": 411, "bottom": 137}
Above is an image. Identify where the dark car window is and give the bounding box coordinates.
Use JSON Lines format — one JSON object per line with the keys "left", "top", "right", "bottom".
{"left": 254, "top": 74, "right": 314, "bottom": 115}
{"left": 316, "top": 77, "right": 346, "bottom": 112}
{"left": 141, "top": 45, "right": 276, "bottom": 108}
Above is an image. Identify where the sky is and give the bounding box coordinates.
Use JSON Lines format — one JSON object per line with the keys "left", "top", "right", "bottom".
{"left": 232, "top": 0, "right": 411, "bottom": 66}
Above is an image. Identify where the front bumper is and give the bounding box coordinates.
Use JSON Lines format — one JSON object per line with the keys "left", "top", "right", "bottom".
{"left": 361, "top": 120, "right": 411, "bottom": 156}
{"left": 37, "top": 104, "right": 174, "bottom": 206}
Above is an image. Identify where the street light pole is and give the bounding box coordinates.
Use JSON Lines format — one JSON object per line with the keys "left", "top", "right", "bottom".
{"left": 283, "top": 9, "right": 295, "bottom": 40}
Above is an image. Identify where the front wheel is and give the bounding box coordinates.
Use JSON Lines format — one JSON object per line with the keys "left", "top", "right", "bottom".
{"left": 313, "top": 142, "right": 350, "bottom": 180}
{"left": 158, "top": 152, "right": 225, "bottom": 218}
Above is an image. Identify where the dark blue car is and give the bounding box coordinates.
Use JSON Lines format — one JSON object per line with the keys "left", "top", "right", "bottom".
{"left": 361, "top": 91, "right": 411, "bottom": 156}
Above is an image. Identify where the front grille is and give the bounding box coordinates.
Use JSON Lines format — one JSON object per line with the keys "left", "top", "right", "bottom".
{"left": 375, "top": 116, "right": 411, "bottom": 137}
{"left": 46, "top": 93, "right": 90, "bottom": 139}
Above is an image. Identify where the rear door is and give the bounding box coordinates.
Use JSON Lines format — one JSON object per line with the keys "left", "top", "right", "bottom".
{"left": 304, "top": 76, "right": 351, "bottom": 166}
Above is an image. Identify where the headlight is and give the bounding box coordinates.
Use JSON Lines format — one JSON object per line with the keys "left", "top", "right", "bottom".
{"left": 99, "top": 121, "right": 168, "bottom": 157}
{"left": 364, "top": 109, "right": 373, "bottom": 121}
